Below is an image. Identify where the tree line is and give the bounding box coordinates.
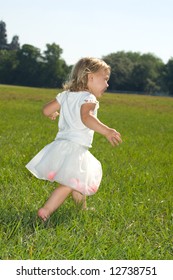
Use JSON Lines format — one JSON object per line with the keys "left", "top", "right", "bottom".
{"left": 0, "top": 21, "right": 173, "bottom": 95}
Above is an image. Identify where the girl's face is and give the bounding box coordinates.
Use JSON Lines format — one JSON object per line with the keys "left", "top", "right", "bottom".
{"left": 87, "top": 69, "right": 110, "bottom": 98}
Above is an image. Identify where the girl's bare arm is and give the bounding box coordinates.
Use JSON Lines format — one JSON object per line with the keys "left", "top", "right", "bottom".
{"left": 43, "top": 99, "right": 60, "bottom": 119}
{"left": 81, "top": 103, "right": 122, "bottom": 146}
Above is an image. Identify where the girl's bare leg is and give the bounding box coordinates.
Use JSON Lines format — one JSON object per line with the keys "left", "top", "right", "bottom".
{"left": 38, "top": 185, "right": 72, "bottom": 221}
{"left": 72, "top": 191, "right": 87, "bottom": 209}
{"left": 72, "top": 191, "right": 96, "bottom": 211}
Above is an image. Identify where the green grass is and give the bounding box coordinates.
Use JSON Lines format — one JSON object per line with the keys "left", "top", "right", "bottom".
{"left": 0, "top": 84, "right": 173, "bottom": 260}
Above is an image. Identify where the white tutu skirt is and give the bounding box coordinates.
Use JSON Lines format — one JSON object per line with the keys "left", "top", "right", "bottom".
{"left": 26, "top": 139, "right": 102, "bottom": 196}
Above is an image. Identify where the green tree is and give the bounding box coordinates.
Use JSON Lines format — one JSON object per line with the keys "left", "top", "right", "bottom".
{"left": 165, "top": 58, "right": 173, "bottom": 95}
{"left": 0, "top": 49, "right": 18, "bottom": 84}
{"left": 9, "top": 35, "right": 20, "bottom": 50}
{"left": 138, "top": 53, "right": 164, "bottom": 93}
{"left": 0, "top": 21, "right": 8, "bottom": 49}
{"left": 43, "top": 43, "right": 68, "bottom": 88}
{"left": 15, "top": 44, "right": 42, "bottom": 86}
{"left": 103, "top": 51, "right": 165, "bottom": 94}
{"left": 0, "top": 21, "right": 19, "bottom": 51}
{"left": 103, "top": 52, "right": 135, "bottom": 91}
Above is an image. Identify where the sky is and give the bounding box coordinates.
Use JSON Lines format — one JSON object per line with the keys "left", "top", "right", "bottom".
{"left": 1, "top": 0, "right": 173, "bottom": 65}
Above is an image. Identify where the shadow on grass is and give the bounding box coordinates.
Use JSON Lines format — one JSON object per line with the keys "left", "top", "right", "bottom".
{"left": 0, "top": 203, "right": 95, "bottom": 239}
{"left": 0, "top": 205, "right": 89, "bottom": 259}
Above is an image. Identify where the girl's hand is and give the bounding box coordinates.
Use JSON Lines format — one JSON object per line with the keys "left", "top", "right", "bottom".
{"left": 105, "top": 128, "right": 122, "bottom": 146}
{"left": 48, "top": 111, "right": 59, "bottom": 121}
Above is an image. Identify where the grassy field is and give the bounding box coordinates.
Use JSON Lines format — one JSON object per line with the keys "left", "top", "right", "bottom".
{"left": 0, "top": 84, "right": 173, "bottom": 260}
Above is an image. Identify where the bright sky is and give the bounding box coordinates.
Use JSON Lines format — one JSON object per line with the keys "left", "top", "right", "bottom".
{"left": 1, "top": 0, "right": 173, "bottom": 65}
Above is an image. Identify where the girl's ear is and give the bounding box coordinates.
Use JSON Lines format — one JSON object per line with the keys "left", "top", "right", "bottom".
{"left": 88, "top": 73, "right": 93, "bottom": 82}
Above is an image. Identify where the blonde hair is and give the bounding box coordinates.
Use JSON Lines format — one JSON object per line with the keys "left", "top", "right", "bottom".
{"left": 63, "top": 57, "right": 111, "bottom": 91}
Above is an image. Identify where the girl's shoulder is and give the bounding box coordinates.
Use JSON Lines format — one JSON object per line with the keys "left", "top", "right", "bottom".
{"left": 56, "top": 90, "right": 90, "bottom": 99}
{"left": 78, "top": 91, "right": 99, "bottom": 108}
{"left": 56, "top": 90, "right": 98, "bottom": 107}
{"left": 56, "top": 90, "right": 68, "bottom": 104}
{"left": 78, "top": 91, "right": 97, "bottom": 101}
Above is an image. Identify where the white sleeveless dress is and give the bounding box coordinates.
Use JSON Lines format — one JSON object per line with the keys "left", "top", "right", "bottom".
{"left": 26, "top": 91, "right": 102, "bottom": 196}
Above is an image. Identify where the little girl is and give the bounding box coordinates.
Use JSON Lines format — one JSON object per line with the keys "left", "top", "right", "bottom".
{"left": 26, "top": 57, "right": 122, "bottom": 221}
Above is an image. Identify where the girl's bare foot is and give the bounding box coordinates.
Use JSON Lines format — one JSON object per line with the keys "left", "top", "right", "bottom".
{"left": 37, "top": 208, "right": 50, "bottom": 221}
